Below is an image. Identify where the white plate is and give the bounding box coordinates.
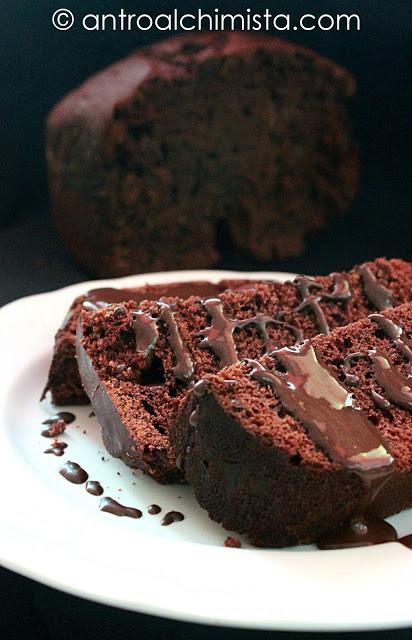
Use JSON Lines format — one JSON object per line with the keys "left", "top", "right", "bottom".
{"left": 1, "top": 269, "right": 412, "bottom": 632}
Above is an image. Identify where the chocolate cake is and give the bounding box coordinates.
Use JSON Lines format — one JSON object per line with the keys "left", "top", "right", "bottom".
{"left": 47, "top": 32, "right": 358, "bottom": 277}
{"left": 175, "top": 303, "right": 412, "bottom": 547}
{"left": 76, "top": 258, "right": 412, "bottom": 483}
{"left": 44, "top": 279, "right": 254, "bottom": 405}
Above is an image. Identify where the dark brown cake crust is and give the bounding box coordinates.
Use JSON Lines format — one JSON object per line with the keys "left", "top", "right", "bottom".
{"left": 76, "top": 259, "right": 412, "bottom": 483}
{"left": 174, "top": 303, "right": 412, "bottom": 547}
{"left": 47, "top": 32, "right": 358, "bottom": 277}
{"left": 44, "top": 279, "right": 254, "bottom": 405}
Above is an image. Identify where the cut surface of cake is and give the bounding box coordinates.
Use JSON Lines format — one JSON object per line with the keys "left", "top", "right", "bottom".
{"left": 44, "top": 279, "right": 254, "bottom": 405}
{"left": 174, "top": 303, "right": 412, "bottom": 547}
{"left": 47, "top": 32, "right": 358, "bottom": 277}
{"left": 76, "top": 258, "right": 412, "bottom": 483}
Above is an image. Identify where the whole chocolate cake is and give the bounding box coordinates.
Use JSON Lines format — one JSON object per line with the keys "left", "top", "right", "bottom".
{"left": 47, "top": 32, "right": 358, "bottom": 277}
{"left": 76, "top": 258, "right": 412, "bottom": 483}
{"left": 174, "top": 303, "right": 412, "bottom": 547}
{"left": 44, "top": 278, "right": 254, "bottom": 405}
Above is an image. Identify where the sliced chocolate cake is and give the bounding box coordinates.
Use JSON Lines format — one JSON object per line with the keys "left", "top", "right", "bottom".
{"left": 44, "top": 278, "right": 254, "bottom": 405}
{"left": 76, "top": 258, "right": 412, "bottom": 483}
{"left": 175, "top": 302, "right": 412, "bottom": 547}
{"left": 47, "top": 32, "right": 358, "bottom": 277}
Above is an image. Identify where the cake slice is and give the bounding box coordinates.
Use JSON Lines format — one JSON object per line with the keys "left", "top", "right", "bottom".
{"left": 44, "top": 278, "right": 254, "bottom": 405}
{"left": 76, "top": 258, "right": 412, "bottom": 483}
{"left": 174, "top": 303, "right": 412, "bottom": 547}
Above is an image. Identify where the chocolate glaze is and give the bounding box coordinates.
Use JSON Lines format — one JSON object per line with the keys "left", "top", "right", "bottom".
{"left": 399, "top": 534, "right": 412, "bottom": 549}
{"left": 44, "top": 441, "right": 67, "bottom": 457}
{"left": 292, "top": 273, "right": 351, "bottom": 335}
{"left": 99, "top": 496, "right": 142, "bottom": 518}
{"left": 317, "top": 515, "right": 397, "bottom": 549}
{"left": 359, "top": 264, "right": 393, "bottom": 310}
{"left": 370, "top": 313, "right": 412, "bottom": 373}
{"left": 41, "top": 419, "right": 66, "bottom": 438}
{"left": 371, "top": 388, "right": 391, "bottom": 410}
{"left": 42, "top": 412, "right": 75, "bottom": 425}
{"left": 199, "top": 298, "right": 303, "bottom": 368}
{"left": 161, "top": 511, "right": 185, "bottom": 526}
{"left": 86, "top": 480, "right": 104, "bottom": 496}
{"left": 369, "top": 349, "right": 412, "bottom": 411}
{"left": 249, "top": 342, "right": 393, "bottom": 477}
{"left": 59, "top": 461, "right": 88, "bottom": 484}
{"left": 342, "top": 352, "right": 366, "bottom": 387}
{"left": 133, "top": 302, "right": 193, "bottom": 381}
{"left": 148, "top": 504, "right": 161, "bottom": 515}
{"left": 193, "top": 379, "right": 210, "bottom": 397}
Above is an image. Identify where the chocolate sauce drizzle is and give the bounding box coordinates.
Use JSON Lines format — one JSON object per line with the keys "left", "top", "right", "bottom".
{"left": 86, "top": 480, "right": 104, "bottom": 496}
{"left": 59, "top": 461, "right": 89, "bottom": 485}
{"left": 291, "top": 273, "right": 351, "bottom": 335}
{"left": 99, "top": 497, "right": 142, "bottom": 518}
{"left": 339, "top": 315, "right": 412, "bottom": 412}
{"left": 359, "top": 264, "right": 393, "bottom": 311}
{"left": 133, "top": 302, "right": 193, "bottom": 381}
{"left": 148, "top": 504, "right": 161, "bottom": 515}
{"left": 199, "top": 298, "right": 303, "bottom": 368}
{"left": 369, "top": 349, "right": 412, "bottom": 410}
{"left": 248, "top": 342, "right": 393, "bottom": 479}
{"left": 44, "top": 441, "right": 67, "bottom": 457}
{"left": 161, "top": 511, "right": 185, "bottom": 526}
{"left": 41, "top": 419, "right": 66, "bottom": 438}
{"left": 317, "top": 515, "right": 397, "bottom": 550}
{"left": 42, "top": 412, "right": 75, "bottom": 425}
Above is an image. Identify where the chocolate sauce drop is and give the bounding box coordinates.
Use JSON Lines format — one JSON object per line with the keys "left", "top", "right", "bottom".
{"left": 199, "top": 298, "right": 303, "bottom": 368}
{"left": 44, "top": 441, "right": 67, "bottom": 457}
{"left": 292, "top": 273, "right": 351, "bottom": 335}
{"left": 148, "top": 504, "right": 161, "bottom": 515}
{"left": 85, "top": 480, "right": 104, "bottom": 496}
{"left": 41, "top": 419, "right": 66, "bottom": 438}
{"left": 59, "top": 461, "right": 88, "bottom": 484}
{"left": 399, "top": 534, "right": 412, "bottom": 549}
{"left": 359, "top": 264, "right": 393, "bottom": 311}
{"left": 161, "top": 511, "right": 185, "bottom": 526}
{"left": 133, "top": 302, "right": 193, "bottom": 381}
{"left": 99, "top": 497, "right": 142, "bottom": 518}
{"left": 42, "top": 412, "right": 75, "bottom": 425}
{"left": 317, "top": 515, "right": 398, "bottom": 550}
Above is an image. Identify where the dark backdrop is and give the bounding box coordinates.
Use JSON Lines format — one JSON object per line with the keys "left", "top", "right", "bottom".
{"left": 1, "top": 2, "right": 411, "bottom": 639}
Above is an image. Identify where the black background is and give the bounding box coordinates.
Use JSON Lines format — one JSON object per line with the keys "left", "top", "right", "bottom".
{"left": 1, "top": 1, "right": 411, "bottom": 638}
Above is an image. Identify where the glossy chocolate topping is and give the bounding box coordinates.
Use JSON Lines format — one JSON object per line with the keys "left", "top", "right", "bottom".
{"left": 369, "top": 349, "right": 412, "bottom": 411}
{"left": 148, "top": 504, "right": 161, "bottom": 515}
{"left": 44, "top": 441, "right": 67, "bottom": 457}
{"left": 370, "top": 313, "right": 412, "bottom": 372}
{"left": 42, "top": 412, "right": 76, "bottom": 425}
{"left": 248, "top": 342, "right": 393, "bottom": 478}
{"left": 161, "top": 511, "right": 185, "bottom": 526}
{"left": 359, "top": 264, "right": 393, "bottom": 310}
{"left": 291, "top": 273, "right": 351, "bottom": 335}
{"left": 99, "top": 497, "right": 142, "bottom": 518}
{"left": 199, "top": 298, "right": 303, "bottom": 368}
{"left": 85, "top": 480, "right": 104, "bottom": 496}
{"left": 317, "top": 515, "right": 397, "bottom": 550}
{"left": 41, "top": 419, "right": 66, "bottom": 438}
{"left": 59, "top": 461, "right": 89, "bottom": 484}
{"left": 133, "top": 302, "right": 193, "bottom": 381}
